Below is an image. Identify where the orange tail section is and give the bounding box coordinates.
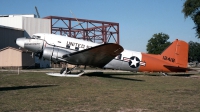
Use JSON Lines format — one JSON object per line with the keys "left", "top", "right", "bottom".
{"left": 161, "top": 39, "right": 188, "bottom": 68}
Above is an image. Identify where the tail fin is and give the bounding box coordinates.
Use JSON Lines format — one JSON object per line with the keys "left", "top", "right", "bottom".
{"left": 161, "top": 39, "right": 188, "bottom": 68}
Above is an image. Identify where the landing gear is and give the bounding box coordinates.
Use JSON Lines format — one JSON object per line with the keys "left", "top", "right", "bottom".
{"left": 47, "top": 64, "right": 85, "bottom": 77}
{"left": 60, "top": 64, "right": 77, "bottom": 75}
{"left": 162, "top": 72, "right": 168, "bottom": 76}
{"left": 60, "top": 67, "right": 71, "bottom": 74}
{"left": 60, "top": 67, "right": 66, "bottom": 74}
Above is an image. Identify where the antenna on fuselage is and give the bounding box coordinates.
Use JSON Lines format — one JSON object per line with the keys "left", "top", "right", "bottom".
{"left": 35, "top": 6, "right": 40, "bottom": 18}
{"left": 70, "top": 10, "right": 93, "bottom": 42}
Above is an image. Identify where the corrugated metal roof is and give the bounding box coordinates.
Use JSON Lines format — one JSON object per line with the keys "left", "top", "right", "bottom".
{"left": 0, "top": 47, "right": 31, "bottom": 52}
{"left": 0, "top": 14, "right": 36, "bottom": 18}
{"left": 0, "top": 46, "right": 22, "bottom": 52}
{"left": 0, "top": 25, "right": 24, "bottom": 31}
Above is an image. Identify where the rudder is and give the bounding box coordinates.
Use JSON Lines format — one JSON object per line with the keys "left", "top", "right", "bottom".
{"left": 161, "top": 39, "right": 188, "bottom": 68}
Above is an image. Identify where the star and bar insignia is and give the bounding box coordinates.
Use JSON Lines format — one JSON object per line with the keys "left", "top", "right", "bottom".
{"left": 123, "top": 56, "right": 146, "bottom": 68}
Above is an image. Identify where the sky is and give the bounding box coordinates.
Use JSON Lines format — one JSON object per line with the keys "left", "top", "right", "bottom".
{"left": 1, "top": 0, "right": 199, "bottom": 52}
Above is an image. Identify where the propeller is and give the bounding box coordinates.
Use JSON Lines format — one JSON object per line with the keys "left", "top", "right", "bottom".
{"left": 34, "top": 51, "right": 43, "bottom": 59}
{"left": 39, "top": 51, "right": 43, "bottom": 59}
{"left": 31, "top": 52, "right": 34, "bottom": 58}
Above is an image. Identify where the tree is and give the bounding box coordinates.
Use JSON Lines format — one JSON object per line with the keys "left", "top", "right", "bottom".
{"left": 188, "top": 41, "right": 200, "bottom": 62}
{"left": 182, "top": 0, "right": 200, "bottom": 38}
{"left": 146, "top": 33, "right": 171, "bottom": 54}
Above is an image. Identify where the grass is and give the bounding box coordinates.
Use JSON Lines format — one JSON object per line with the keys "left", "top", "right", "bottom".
{"left": 0, "top": 71, "right": 200, "bottom": 112}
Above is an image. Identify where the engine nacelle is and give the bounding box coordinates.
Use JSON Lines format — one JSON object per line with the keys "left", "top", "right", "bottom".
{"left": 43, "top": 47, "right": 70, "bottom": 63}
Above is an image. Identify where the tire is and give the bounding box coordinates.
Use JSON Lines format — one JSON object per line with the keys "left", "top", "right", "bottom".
{"left": 60, "top": 67, "right": 66, "bottom": 74}
{"left": 67, "top": 68, "right": 71, "bottom": 74}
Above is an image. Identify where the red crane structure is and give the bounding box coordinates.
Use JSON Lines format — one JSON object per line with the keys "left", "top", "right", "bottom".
{"left": 43, "top": 16, "right": 120, "bottom": 44}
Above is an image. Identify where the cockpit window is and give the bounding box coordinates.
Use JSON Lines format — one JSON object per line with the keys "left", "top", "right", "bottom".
{"left": 36, "top": 36, "right": 41, "bottom": 39}
{"left": 31, "top": 35, "right": 41, "bottom": 39}
{"left": 31, "top": 35, "right": 36, "bottom": 39}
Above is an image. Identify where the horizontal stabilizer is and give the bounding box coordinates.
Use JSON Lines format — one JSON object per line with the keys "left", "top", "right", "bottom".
{"left": 164, "top": 65, "right": 193, "bottom": 72}
{"left": 63, "top": 43, "right": 124, "bottom": 67}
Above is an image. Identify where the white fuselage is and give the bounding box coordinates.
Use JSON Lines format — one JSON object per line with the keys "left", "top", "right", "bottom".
{"left": 16, "top": 33, "right": 189, "bottom": 73}
{"left": 17, "top": 33, "right": 143, "bottom": 72}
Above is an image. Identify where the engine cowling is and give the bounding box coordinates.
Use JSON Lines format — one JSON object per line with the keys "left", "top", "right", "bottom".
{"left": 43, "top": 47, "right": 70, "bottom": 63}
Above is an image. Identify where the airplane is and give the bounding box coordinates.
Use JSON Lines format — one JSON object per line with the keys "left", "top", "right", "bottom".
{"left": 15, "top": 33, "right": 189, "bottom": 76}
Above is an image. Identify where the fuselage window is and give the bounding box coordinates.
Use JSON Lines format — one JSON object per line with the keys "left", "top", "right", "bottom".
{"left": 31, "top": 35, "right": 41, "bottom": 39}
{"left": 66, "top": 45, "right": 70, "bottom": 49}
{"left": 31, "top": 35, "right": 37, "bottom": 39}
{"left": 37, "top": 36, "right": 41, "bottom": 39}
{"left": 75, "top": 47, "right": 79, "bottom": 51}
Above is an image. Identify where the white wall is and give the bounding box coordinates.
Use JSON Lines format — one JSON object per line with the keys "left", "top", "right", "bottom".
{"left": 23, "top": 17, "right": 51, "bottom": 37}
{"left": 0, "top": 16, "right": 23, "bottom": 29}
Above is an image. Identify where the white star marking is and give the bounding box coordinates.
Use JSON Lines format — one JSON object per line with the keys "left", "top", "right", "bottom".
{"left": 130, "top": 57, "right": 139, "bottom": 67}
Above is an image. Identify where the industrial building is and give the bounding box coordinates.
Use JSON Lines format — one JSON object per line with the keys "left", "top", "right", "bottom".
{"left": 0, "top": 14, "right": 120, "bottom": 69}
{"left": 0, "top": 14, "right": 50, "bottom": 69}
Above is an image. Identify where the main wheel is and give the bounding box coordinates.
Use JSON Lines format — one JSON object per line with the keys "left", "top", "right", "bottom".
{"left": 60, "top": 67, "right": 66, "bottom": 74}
{"left": 67, "top": 68, "right": 71, "bottom": 74}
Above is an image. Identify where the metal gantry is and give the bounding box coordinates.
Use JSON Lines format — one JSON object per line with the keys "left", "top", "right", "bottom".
{"left": 43, "top": 16, "right": 120, "bottom": 44}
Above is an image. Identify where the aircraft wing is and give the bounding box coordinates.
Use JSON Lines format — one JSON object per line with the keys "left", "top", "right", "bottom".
{"left": 62, "top": 43, "right": 124, "bottom": 67}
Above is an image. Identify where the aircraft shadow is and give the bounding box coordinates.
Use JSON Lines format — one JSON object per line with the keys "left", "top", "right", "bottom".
{"left": 140, "top": 72, "right": 196, "bottom": 77}
{"left": 147, "top": 73, "right": 195, "bottom": 77}
{"left": 0, "top": 85, "right": 58, "bottom": 91}
{"left": 84, "top": 72, "right": 145, "bottom": 82}
{"left": 168, "top": 73, "right": 194, "bottom": 77}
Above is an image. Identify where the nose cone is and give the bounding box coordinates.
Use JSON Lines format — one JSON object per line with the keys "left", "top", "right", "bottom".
{"left": 16, "top": 38, "right": 26, "bottom": 48}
